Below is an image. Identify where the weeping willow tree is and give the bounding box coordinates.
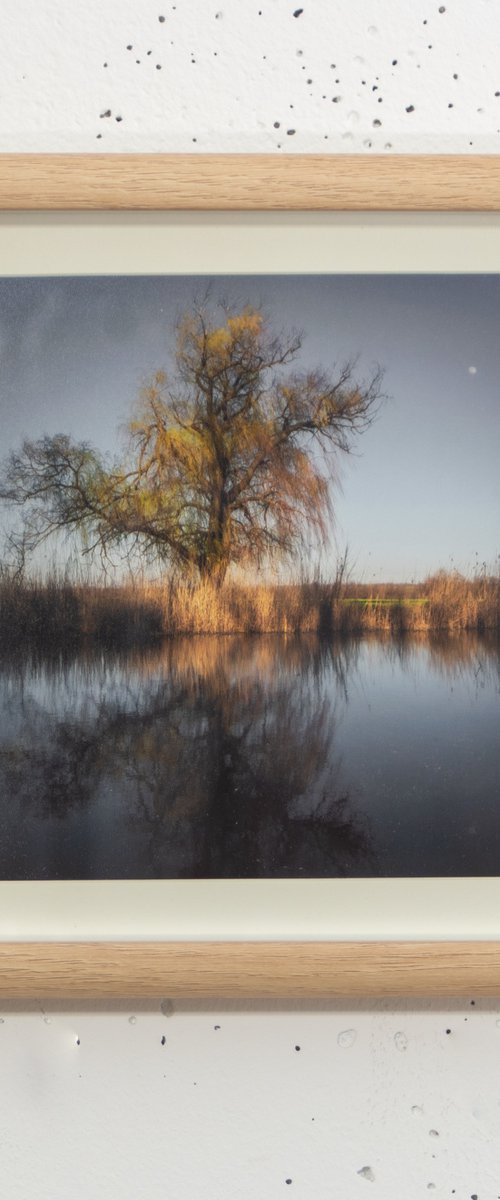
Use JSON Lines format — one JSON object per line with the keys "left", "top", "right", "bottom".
{"left": 0, "top": 304, "right": 383, "bottom": 583}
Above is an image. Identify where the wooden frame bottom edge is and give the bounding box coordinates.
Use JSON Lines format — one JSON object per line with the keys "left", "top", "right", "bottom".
{"left": 0, "top": 941, "right": 499, "bottom": 999}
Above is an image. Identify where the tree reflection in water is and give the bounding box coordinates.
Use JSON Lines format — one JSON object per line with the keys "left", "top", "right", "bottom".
{"left": 2, "top": 631, "right": 498, "bottom": 880}
{"left": 0, "top": 635, "right": 372, "bottom": 878}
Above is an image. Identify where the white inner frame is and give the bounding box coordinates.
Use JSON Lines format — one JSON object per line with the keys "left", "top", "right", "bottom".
{"left": 0, "top": 210, "right": 498, "bottom": 942}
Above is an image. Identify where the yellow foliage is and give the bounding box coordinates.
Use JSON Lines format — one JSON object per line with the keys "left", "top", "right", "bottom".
{"left": 227, "top": 310, "right": 263, "bottom": 339}
{"left": 203, "top": 309, "right": 263, "bottom": 360}
{"left": 205, "top": 327, "right": 232, "bottom": 355}
{"left": 161, "top": 427, "right": 201, "bottom": 455}
{"left": 134, "top": 492, "right": 159, "bottom": 520}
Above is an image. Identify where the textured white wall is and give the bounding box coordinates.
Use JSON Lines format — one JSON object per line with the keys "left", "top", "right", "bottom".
{"left": 1, "top": 3, "right": 500, "bottom": 1198}
{"left": 2, "top": 994, "right": 500, "bottom": 1198}
{"left": 0, "top": 0, "right": 498, "bottom": 153}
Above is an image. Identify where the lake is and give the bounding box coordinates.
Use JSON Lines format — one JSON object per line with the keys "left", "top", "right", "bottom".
{"left": 0, "top": 632, "right": 498, "bottom": 879}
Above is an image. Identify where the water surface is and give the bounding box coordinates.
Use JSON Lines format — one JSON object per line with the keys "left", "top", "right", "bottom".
{"left": 0, "top": 633, "right": 498, "bottom": 878}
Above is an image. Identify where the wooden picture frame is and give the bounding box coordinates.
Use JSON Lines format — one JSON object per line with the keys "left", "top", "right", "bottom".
{"left": 1, "top": 153, "right": 500, "bottom": 1000}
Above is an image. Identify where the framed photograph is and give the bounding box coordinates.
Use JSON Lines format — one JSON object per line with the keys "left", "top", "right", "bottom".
{"left": 0, "top": 155, "right": 500, "bottom": 999}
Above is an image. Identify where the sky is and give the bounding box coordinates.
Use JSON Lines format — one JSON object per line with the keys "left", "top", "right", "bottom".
{"left": 0, "top": 273, "right": 498, "bottom": 583}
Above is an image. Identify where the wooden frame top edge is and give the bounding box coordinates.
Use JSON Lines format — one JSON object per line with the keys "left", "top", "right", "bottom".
{"left": 1, "top": 942, "right": 500, "bottom": 998}
{"left": 0, "top": 153, "right": 500, "bottom": 209}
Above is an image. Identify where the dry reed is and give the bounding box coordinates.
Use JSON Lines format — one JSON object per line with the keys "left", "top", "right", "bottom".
{"left": 0, "top": 568, "right": 499, "bottom": 648}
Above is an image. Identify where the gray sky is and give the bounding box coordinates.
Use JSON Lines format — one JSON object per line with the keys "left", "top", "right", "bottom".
{"left": 0, "top": 274, "right": 498, "bottom": 582}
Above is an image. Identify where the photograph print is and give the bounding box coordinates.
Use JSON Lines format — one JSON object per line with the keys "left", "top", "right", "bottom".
{"left": 0, "top": 273, "right": 498, "bottom": 881}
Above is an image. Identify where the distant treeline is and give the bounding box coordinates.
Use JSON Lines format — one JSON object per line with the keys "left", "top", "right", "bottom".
{"left": 0, "top": 569, "right": 499, "bottom": 648}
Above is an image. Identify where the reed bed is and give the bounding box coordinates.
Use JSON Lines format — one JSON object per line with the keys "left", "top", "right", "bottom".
{"left": 0, "top": 561, "right": 496, "bottom": 648}
{"left": 0, "top": 569, "right": 499, "bottom": 648}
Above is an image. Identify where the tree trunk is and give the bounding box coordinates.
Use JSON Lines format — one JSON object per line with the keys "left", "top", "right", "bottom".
{"left": 200, "top": 489, "right": 231, "bottom": 586}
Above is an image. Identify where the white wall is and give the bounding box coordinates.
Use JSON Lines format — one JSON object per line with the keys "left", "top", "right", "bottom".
{"left": 1, "top": 3, "right": 499, "bottom": 1198}
{"left": 0, "top": 0, "right": 497, "bottom": 153}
